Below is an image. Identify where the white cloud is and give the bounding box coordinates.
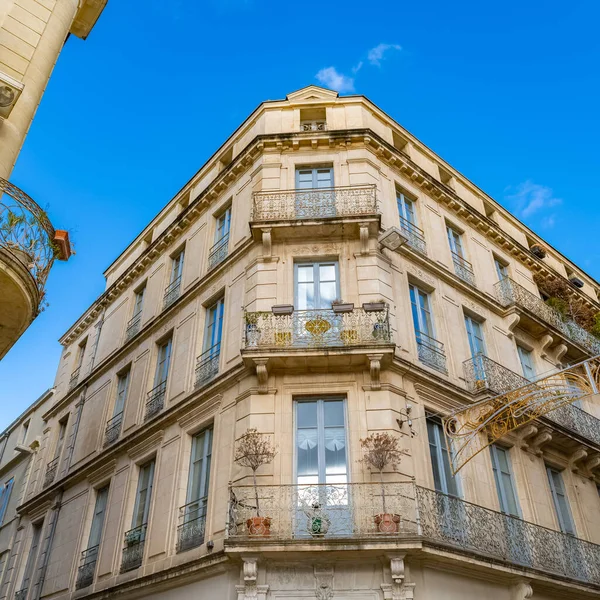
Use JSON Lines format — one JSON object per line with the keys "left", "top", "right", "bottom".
{"left": 367, "top": 43, "right": 402, "bottom": 66}
{"left": 505, "top": 180, "right": 562, "bottom": 228}
{"left": 316, "top": 67, "right": 355, "bottom": 93}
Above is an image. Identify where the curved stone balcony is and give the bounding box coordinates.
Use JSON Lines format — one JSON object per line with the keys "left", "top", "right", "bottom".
{"left": 0, "top": 177, "right": 71, "bottom": 358}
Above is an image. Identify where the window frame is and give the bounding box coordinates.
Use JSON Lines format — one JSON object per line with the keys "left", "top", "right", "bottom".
{"left": 0, "top": 479, "right": 14, "bottom": 525}
{"left": 409, "top": 283, "right": 435, "bottom": 339}
{"left": 294, "top": 261, "right": 340, "bottom": 310}
{"left": 490, "top": 445, "right": 522, "bottom": 517}
{"left": 214, "top": 206, "right": 232, "bottom": 244}
{"left": 426, "top": 415, "right": 460, "bottom": 497}
{"left": 464, "top": 314, "right": 486, "bottom": 358}
{"left": 295, "top": 166, "right": 334, "bottom": 190}
{"left": 131, "top": 460, "right": 156, "bottom": 529}
{"left": 170, "top": 248, "right": 185, "bottom": 284}
{"left": 494, "top": 256, "right": 509, "bottom": 282}
{"left": 186, "top": 428, "right": 213, "bottom": 508}
{"left": 396, "top": 188, "right": 417, "bottom": 226}
{"left": 517, "top": 345, "right": 536, "bottom": 381}
{"left": 446, "top": 224, "right": 465, "bottom": 259}
{"left": 546, "top": 466, "right": 576, "bottom": 535}
{"left": 154, "top": 337, "right": 173, "bottom": 388}
{"left": 114, "top": 369, "right": 131, "bottom": 417}
{"left": 87, "top": 485, "right": 110, "bottom": 550}
{"left": 203, "top": 297, "right": 225, "bottom": 355}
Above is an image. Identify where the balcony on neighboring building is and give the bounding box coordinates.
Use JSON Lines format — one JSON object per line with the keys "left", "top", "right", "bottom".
{"left": 208, "top": 234, "right": 229, "bottom": 270}
{"left": 68, "top": 367, "right": 80, "bottom": 391}
{"left": 75, "top": 545, "right": 98, "bottom": 589}
{"left": 104, "top": 411, "right": 123, "bottom": 446}
{"left": 415, "top": 331, "right": 447, "bottom": 373}
{"left": 145, "top": 381, "right": 166, "bottom": 420}
{"left": 0, "top": 178, "right": 72, "bottom": 360}
{"left": 249, "top": 185, "right": 380, "bottom": 249}
{"left": 43, "top": 456, "right": 59, "bottom": 488}
{"left": 194, "top": 343, "right": 220, "bottom": 388}
{"left": 163, "top": 276, "right": 182, "bottom": 310}
{"left": 120, "top": 524, "right": 147, "bottom": 573}
{"left": 227, "top": 482, "right": 600, "bottom": 587}
{"left": 495, "top": 278, "right": 600, "bottom": 357}
{"left": 14, "top": 588, "right": 28, "bottom": 600}
{"left": 398, "top": 215, "right": 427, "bottom": 255}
{"left": 125, "top": 311, "right": 142, "bottom": 341}
{"left": 176, "top": 499, "right": 208, "bottom": 553}
{"left": 450, "top": 251, "right": 475, "bottom": 286}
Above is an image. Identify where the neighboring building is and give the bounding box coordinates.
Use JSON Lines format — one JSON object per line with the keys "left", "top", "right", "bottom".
{"left": 9, "top": 86, "right": 600, "bottom": 600}
{"left": 0, "top": 389, "right": 53, "bottom": 600}
{"left": 0, "top": 0, "right": 107, "bottom": 359}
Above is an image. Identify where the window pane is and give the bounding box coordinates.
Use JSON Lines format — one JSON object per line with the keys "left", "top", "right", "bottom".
{"left": 297, "top": 429, "right": 318, "bottom": 477}
{"left": 319, "top": 264, "right": 336, "bottom": 282}
{"left": 324, "top": 401, "right": 344, "bottom": 427}
{"left": 324, "top": 427, "right": 346, "bottom": 475}
{"left": 297, "top": 265, "right": 314, "bottom": 283}
{"left": 297, "top": 402, "right": 317, "bottom": 428}
{"left": 319, "top": 282, "right": 337, "bottom": 307}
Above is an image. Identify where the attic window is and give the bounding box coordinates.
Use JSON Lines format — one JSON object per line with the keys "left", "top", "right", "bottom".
{"left": 219, "top": 147, "right": 233, "bottom": 171}
{"left": 483, "top": 201, "right": 497, "bottom": 221}
{"left": 300, "top": 107, "right": 326, "bottom": 131}
{"left": 438, "top": 166, "right": 454, "bottom": 187}
{"left": 392, "top": 131, "right": 409, "bottom": 153}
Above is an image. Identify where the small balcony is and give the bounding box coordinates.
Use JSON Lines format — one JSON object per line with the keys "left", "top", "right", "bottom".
{"left": 195, "top": 344, "right": 220, "bottom": 387}
{"left": 120, "top": 524, "right": 147, "bottom": 573}
{"left": 163, "top": 277, "right": 181, "bottom": 310}
{"left": 208, "top": 234, "right": 229, "bottom": 270}
{"left": 398, "top": 216, "right": 427, "bottom": 255}
{"left": 125, "top": 311, "right": 142, "bottom": 341}
{"left": 450, "top": 251, "right": 475, "bottom": 286}
{"left": 43, "top": 456, "right": 59, "bottom": 488}
{"left": 75, "top": 545, "right": 98, "bottom": 589}
{"left": 68, "top": 367, "right": 80, "bottom": 391}
{"left": 415, "top": 331, "right": 447, "bottom": 373}
{"left": 495, "top": 278, "right": 600, "bottom": 356}
{"left": 144, "top": 381, "right": 166, "bottom": 420}
{"left": 14, "top": 588, "right": 28, "bottom": 600}
{"left": 176, "top": 498, "right": 208, "bottom": 552}
{"left": 104, "top": 411, "right": 123, "bottom": 446}
{"left": 227, "top": 482, "right": 600, "bottom": 587}
{"left": 300, "top": 121, "right": 327, "bottom": 132}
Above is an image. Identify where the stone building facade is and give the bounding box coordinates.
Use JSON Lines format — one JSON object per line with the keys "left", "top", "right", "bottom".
{"left": 8, "top": 86, "right": 600, "bottom": 600}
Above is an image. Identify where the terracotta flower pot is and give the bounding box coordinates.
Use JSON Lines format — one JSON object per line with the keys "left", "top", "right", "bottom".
{"left": 374, "top": 513, "right": 401, "bottom": 533}
{"left": 246, "top": 516, "right": 272, "bottom": 536}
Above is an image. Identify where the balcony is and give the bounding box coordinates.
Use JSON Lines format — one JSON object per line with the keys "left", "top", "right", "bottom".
{"left": 145, "top": 381, "right": 166, "bottom": 420}
{"left": 176, "top": 499, "right": 208, "bottom": 552}
{"left": 68, "top": 367, "right": 80, "bottom": 391}
{"left": 104, "top": 411, "right": 123, "bottom": 446}
{"left": 75, "top": 545, "right": 98, "bottom": 589}
{"left": 0, "top": 177, "right": 71, "bottom": 360}
{"left": 398, "top": 216, "right": 427, "bottom": 255}
{"left": 495, "top": 278, "right": 600, "bottom": 356}
{"left": 14, "top": 589, "right": 28, "bottom": 600}
{"left": 300, "top": 121, "right": 327, "bottom": 131}
{"left": 43, "top": 456, "right": 59, "bottom": 488}
{"left": 195, "top": 344, "right": 220, "bottom": 387}
{"left": 125, "top": 311, "right": 142, "bottom": 341}
{"left": 415, "top": 331, "right": 447, "bottom": 373}
{"left": 227, "top": 482, "right": 600, "bottom": 586}
{"left": 450, "top": 251, "right": 475, "bottom": 286}
{"left": 163, "top": 276, "right": 181, "bottom": 310}
{"left": 120, "top": 524, "right": 146, "bottom": 573}
{"left": 208, "top": 234, "right": 229, "bottom": 270}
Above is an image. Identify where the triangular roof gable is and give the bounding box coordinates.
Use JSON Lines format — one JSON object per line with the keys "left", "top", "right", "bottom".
{"left": 286, "top": 85, "right": 339, "bottom": 103}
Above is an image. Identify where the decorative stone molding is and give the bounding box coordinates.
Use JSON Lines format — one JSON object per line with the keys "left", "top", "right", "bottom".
{"left": 517, "top": 424, "right": 538, "bottom": 451}
{"left": 539, "top": 333, "right": 554, "bottom": 358}
{"left": 260, "top": 228, "right": 272, "bottom": 259}
{"left": 555, "top": 343, "right": 568, "bottom": 362}
{"left": 177, "top": 394, "right": 222, "bottom": 430}
{"left": 87, "top": 458, "right": 116, "bottom": 486}
{"left": 127, "top": 430, "right": 164, "bottom": 461}
{"left": 528, "top": 429, "right": 553, "bottom": 456}
{"left": 367, "top": 353, "right": 384, "bottom": 390}
{"left": 359, "top": 222, "right": 370, "bottom": 255}
{"left": 511, "top": 580, "right": 533, "bottom": 600}
{"left": 506, "top": 313, "right": 521, "bottom": 338}
{"left": 380, "top": 555, "right": 415, "bottom": 600}
{"left": 235, "top": 556, "right": 269, "bottom": 600}
{"left": 314, "top": 565, "right": 334, "bottom": 600}
{"left": 569, "top": 447, "right": 588, "bottom": 473}
{"left": 253, "top": 359, "right": 269, "bottom": 394}
{"left": 585, "top": 453, "right": 600, "bottom": 472}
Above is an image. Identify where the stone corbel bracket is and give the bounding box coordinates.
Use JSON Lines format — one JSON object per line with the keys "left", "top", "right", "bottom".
{"left": 569, "top": 447, "right": 588, "bottom": 473}
{"left": 380, "top": 554, "right": 416, "bottom": 600}
{"left": 367, "top": 353, "right": 384, "bottom": 390}
{"left": 511, "top": 580, "right": 533, "bottom": 600}
{"left": 314, "top": 565, "right": 334, "bottom": 600}
{"left": 260, "top": 228, "right": 272, "bottom": 260}
{"left": 253, "top": 358, "right": 269, "bottom": 394}
{"left": 236, "top": 556, "right": 269, "bottom": 600}
{"left": 528, "top": 428, "right": 553, "bottom": 456}
{"left": 539, "top": 333, "right": 554, "bottom": 358}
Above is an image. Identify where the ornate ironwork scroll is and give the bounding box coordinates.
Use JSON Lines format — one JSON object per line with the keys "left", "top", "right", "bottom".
{"left": 195, "top": 344, "right": 220, "bottom": 387}
{"left": 399, "top": 215, "right": 427, "bottom": 255}
{"left": 444, "top": 356, "right": 600, "bottom": 474}
{"left": 450, "top": 251, "right": 475, "bottom": 286}
{"left": 208, "top": 234, "right": 229, "bottom": 270}
{"left": 176, "top": 498, "right": 208, "bottom": 552}
{"left": 145, "top": 380, "right": 166, "bottom": 420}
{"left": 121, "top": 524, "right": 147, "bottom": 572}
{"left": 75, "top": 545, "right": 98, "bottom": 589}
{"left": 163, "top": 276, "right": 181, "bottom": 309}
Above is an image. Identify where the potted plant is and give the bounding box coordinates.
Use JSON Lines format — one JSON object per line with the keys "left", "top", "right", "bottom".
{"left": 530, "top": 244, "right": 547, "bottom": 259}
{"left": 359, "top": 432, "right": 404, "bottom": 533}
{"left": 125, "top": 528, "right": 143, "bottom": 546}
{"left": 362, "top": 300, "right": 387, "bottom": 313}
{"left": 332, "top": 300, "right": 354, "bottom": 313}
{"left": 245, "top": 312, "right": 268, "bottom": 346}
{"left": 234, "top": 428, "right": 277, "bottom": 536}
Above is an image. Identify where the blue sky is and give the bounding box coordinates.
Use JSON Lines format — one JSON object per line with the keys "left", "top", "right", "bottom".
{"left": 1, "top": 0, "right": 599, "bottom": 426}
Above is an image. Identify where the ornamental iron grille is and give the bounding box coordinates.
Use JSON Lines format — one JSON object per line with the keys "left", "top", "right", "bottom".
{"left": 300, "top": 121, "right": 327, "bottom": 131}
{"left": 68, "top": 367, "right": 80, "bottom": 391}
{"left": 194, "top": 343, "right": 220, "bottom": 387}
{"left": 0, "top": 177, "right": 61, "bottom": 312}
{"left": 163, "top": 276, "right": 181, "bottom": 310}
{"left": 14, "top": 589, "right": 28, "bottom": 600}
{"left": 75, "top": 545, "right": 99, "bottom": 589}
{"left": 227, "top": 482, "right": 418, "bottom": 540}
{"left": 208, "top": 233, "right": 229, "bottom": 270}
{"left": 251, "top": 185, "right": 378, "bottom": 222}
{"left": 415, "top": 331, "right": 447, "bottom": 372}
{"left": 43, "top": 457, "right": 59, "bottom": 487}
{"left": 121, "top": 524, "right": 147, "bottom": 572}
{"left": 450, "top": 251, "right": 475, "bottom": 286}
{"left": 125, "top": 311, "right": 142, "bottom": 341}
{"left": 399, "top": 215, "right": 427, "bottom": 255}
{"left": 495, "top": 278, "right": 600, "bottom": 356}
{"left": 144, "top": 381, "right": 166, "bottom": 420}
{"left": 464, "top": 354, "right": 600, "bottom": 446}
{"left": 176, "top": 498, "right": 208, "bottom": 552}
{"left": 243, "top": 307, "right": 391, "bottom": 350}
{"left": 104, "top": 412, "right": 123, "bottom": 446}
{"left": 444, "top": 356, "right": 600, "bottom": 475}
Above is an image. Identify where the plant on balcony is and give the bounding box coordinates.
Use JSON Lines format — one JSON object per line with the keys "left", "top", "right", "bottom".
{"left": 234, "top": 428, "right": 277, "bottom": 536}
{"left": 359, "top": 432, "right": 404, "bottom": 533}
{"left": 530, "top": 243, "right": 547, "bottom": 258}
{"left": 245, "top": 312, "right": 269, "bottom": 346}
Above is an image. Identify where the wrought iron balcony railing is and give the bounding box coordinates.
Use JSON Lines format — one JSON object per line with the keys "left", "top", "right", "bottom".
{"left": 176, "top": 498, "right": 208, "bottom": 552}
{"left": 243, "top": 307, "right": 391, "bottom": 350}
{"left": 195, "top": 344, "right": 220, "bottom": 387}
{"left": 68, "top": 367, "right": 80, "bottom": 391}
{"left": 463, "top": 354, "right": 600, "bottom": 446}
{"left": 104, "top": 411, "right": 123, "bottom": 446}
{"left": 450, "top": 251, "right": 475, "bottom": 286}
{"left": 14, "top": 588, "right": 28, "bottom": 600}
{"left": 399, "top": 216, "right": 427, "bottom": 255}
{"left": 415, "top": 331, "right": 447, "bottom": 372}
{"left": 43, "top": 456, "right": 59, "bottom": 488}
{"left": 208, "top": 234, "right": 229, "bottom": 270}
{"left": 75, "top": 545, "right": 99, "bottom": 589}
{"left": 125, "top": 311, "right": 142, "bottom": 341}
{"left": 300, "top": 121, "right": 327, "bottom": 131}
{"left": 495, "top": 278, "right": 600, "bottom": 355}
{"left": 0, "top": 177, "right": 71, "bottom": 313}
{"left": 227, "top": 482, "right": 600, "bottom": 586}
{"left": 145, "top": 380, "right": 167, "bottom": 420}
{"left": 251, "top": 185, "right": 378, "bottom": 222}
{"left": 120, "top": 524, "right": 147, "bottom": 572}
{"left": 163, "top": 277, "right": 182, "bottom": 310}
